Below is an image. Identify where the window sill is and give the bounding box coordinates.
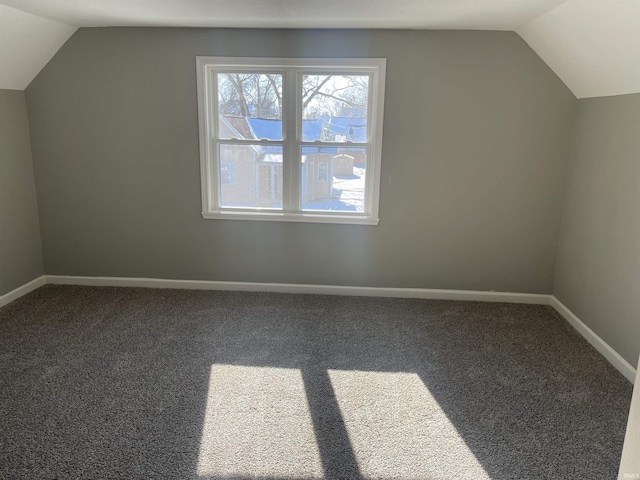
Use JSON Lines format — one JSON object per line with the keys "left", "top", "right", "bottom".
{"left": 201, "top": 211, "right": 380, "bottom": 225}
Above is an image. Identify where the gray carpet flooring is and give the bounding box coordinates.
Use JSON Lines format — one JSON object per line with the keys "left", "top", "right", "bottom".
{"left": 0, "top": 285, "right": 633, "bottom": 479}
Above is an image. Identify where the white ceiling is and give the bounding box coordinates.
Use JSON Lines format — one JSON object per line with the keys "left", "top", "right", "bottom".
{"left": 0, "top": 0, "right": 566, "bottom": 29}
{"left": 0, "top": 0, "right": 638, "bottom": 98}
{"left": 517, "top": 0, "right": 640, "bottom": 99}
{"left": 0, "top": 4, "right": 76, "bottom": 90}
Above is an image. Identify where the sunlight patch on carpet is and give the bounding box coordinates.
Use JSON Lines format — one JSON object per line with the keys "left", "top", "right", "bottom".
{"left": 328, "top": 370, "right": 489, "bottom": 479}
{"left": 197, "top": 364, "right": 323, "bottom": 478}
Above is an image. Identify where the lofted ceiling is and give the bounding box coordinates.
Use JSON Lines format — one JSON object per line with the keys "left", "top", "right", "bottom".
{"left": 0, "top": 0, "right": 638, "bottom": 98}
{"left": 0, "top": 0, "right": 567, "bottom": 29}
{"left": 0, "top": 4, "right": 76, "bottom": 90}
{"left": 517, "top": 0, "right": 640, "bottom": 99}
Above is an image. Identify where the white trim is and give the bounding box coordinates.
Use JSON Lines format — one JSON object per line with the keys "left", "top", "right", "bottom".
{"left": 46, "top": 274, "right": 548, "bottom": 304}
{"left": 618, "top": 355, "right": 640, "bottom": 479}
{"left": 196, "top": 56, "right": 212, "bottom": 213}
{"left": 550, "top": 296, "right": 636, "bottom": 384}
{"left": 195, "top": 57, "right": 387, "bottom": 69}
{"left": 9, "top": 275, "right": 634, "bottom": 384}
{"left": 0, "top": 276, "right": 46, "bottom": 309}
{"left": 196, "top": 56, "right": 386, "bottom": 225}
{"left": 201, "top": 211, "right": 380, "bottom": 224}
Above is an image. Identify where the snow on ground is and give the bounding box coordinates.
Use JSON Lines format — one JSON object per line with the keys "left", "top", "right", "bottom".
{"left": 302, "top": 166, "right": 366, "bottom": 212}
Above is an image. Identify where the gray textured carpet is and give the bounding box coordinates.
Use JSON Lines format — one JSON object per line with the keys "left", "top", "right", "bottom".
{"left": 0, "top": 285, "right": 632, "bottom": 479}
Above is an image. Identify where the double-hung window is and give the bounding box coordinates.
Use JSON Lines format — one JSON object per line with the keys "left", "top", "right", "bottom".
{"left": 196, "top": 57, "right": 386, "bottom": 225}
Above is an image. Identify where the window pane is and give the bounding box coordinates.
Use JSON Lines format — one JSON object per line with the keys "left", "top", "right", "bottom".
{"left": 220, "top": 162, "right": 235, "bottom": 185}
{"left": 217, "top": 73, "right": 283, "bottom": 140}
{"left": 302, "top": 75, "right": 369, "bottom": 142}
{"left": 300, "top": 147, "right": 367, "bottom": 213}
{"left": 219, "top": 144, "right": 283, "bottom": 209}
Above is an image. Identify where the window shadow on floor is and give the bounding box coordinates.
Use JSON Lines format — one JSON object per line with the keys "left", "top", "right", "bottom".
{"left": 0, "top": 286, "right": 633, "bottom": 479}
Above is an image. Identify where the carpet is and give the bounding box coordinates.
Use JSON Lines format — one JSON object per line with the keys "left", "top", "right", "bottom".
{"left": 0, "top": 285, "right": 633, "bottom": 479}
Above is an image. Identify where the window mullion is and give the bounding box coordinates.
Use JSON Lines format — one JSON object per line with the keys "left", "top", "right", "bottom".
{"left": 363, "top": 142, "right": 373, "bottom": 215}
{"left": 283, "top": 68, "right": 298, "bottom": 213}
{"left": 210, "top": 68, "right": 221, "bottom": 211}
{"left": 218, "top": 138, "right": 284, "bottom": 146}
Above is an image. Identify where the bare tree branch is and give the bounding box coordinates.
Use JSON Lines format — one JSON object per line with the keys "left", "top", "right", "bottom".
{"left": 314, "top": 92, "right": 366, "bottom": 109}
{"left": 227, "top": 74, "right": 250, "bottom": 117}
{"left": 302, "top": 76, "right": 332, "bottom": 110}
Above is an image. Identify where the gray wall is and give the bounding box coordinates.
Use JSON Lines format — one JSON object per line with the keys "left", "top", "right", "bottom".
{"left": 26, "top": 28, "right": 575, "bottom": 293}
{"left": 0, "top": 89, "right": 44, "bottom": 296}
{"left": 555, "top": 93, "right": 640, "bottom": 366}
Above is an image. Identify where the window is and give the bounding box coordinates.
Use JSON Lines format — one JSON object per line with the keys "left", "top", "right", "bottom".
{"left": 220, "top": 162, "right": 235, "bottom": 185}
{"left": 196, "top": 57, "right": 386, "bottom": 225}
{"left": 317, "top": 163, "right": 329, "bottom": 183}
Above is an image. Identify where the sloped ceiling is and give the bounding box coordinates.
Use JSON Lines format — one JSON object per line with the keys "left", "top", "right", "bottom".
{"left": 517, "top": 0, "right": 640, "bottom": 98}
{"left": 0, "top": 0, "right": 638, "bottom": 98}
{"left": 0, "top": 4, "right": 76, "bottom": 90}
{"left": 0, "top": 0, "right": 566, "bottom": 29}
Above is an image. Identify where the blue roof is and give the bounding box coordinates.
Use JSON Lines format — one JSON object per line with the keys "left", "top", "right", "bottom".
{"left": 247, "top": 116, "right": 367, "bottom": 143}
{"left": 300, "top": 117, "right": 368, "bottom": 143}
{"left": 248, "top": 116, "right": 367, "bottom": 156}
{"left": 247, "top": 118, "right": 283, "bottom": 140}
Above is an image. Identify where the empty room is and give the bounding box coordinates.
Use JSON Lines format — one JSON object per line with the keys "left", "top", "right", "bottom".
{"left": 1, "top": 0, "right": 639, "bottom": 478}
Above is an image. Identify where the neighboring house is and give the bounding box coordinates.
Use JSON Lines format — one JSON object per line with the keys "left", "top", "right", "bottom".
{"left": 217, "top": 115, "right": 283, "bottom": 208}
{"left": 297, "top": 118, "right": 367, "bottom": 206}
{"left": 218, "top": 115, "right": 367, "bottom": 209}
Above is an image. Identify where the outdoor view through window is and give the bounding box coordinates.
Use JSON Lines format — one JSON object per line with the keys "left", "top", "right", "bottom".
{"left": 197, "top": 58, "right": 385, "bottom": 224}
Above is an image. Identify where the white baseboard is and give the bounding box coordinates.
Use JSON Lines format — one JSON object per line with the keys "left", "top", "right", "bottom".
{"left": 618, "top": 355, "right": 640, "bottom": 478}
{"left": 8, "top": 275, "right": 635, "bottom": 384}
{"left": 45, "top": 275, "right": 551, "bottom": 304}
{"left": 551, "top": 296, "right": 636, "bottom": 384}
{"left": 0, "top": 275, "right": 47, "bottom": 309}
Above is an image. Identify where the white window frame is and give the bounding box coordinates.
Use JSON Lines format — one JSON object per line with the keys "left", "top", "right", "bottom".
{"left": 196, "top": 56, "right": 386, "bottom": 225}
